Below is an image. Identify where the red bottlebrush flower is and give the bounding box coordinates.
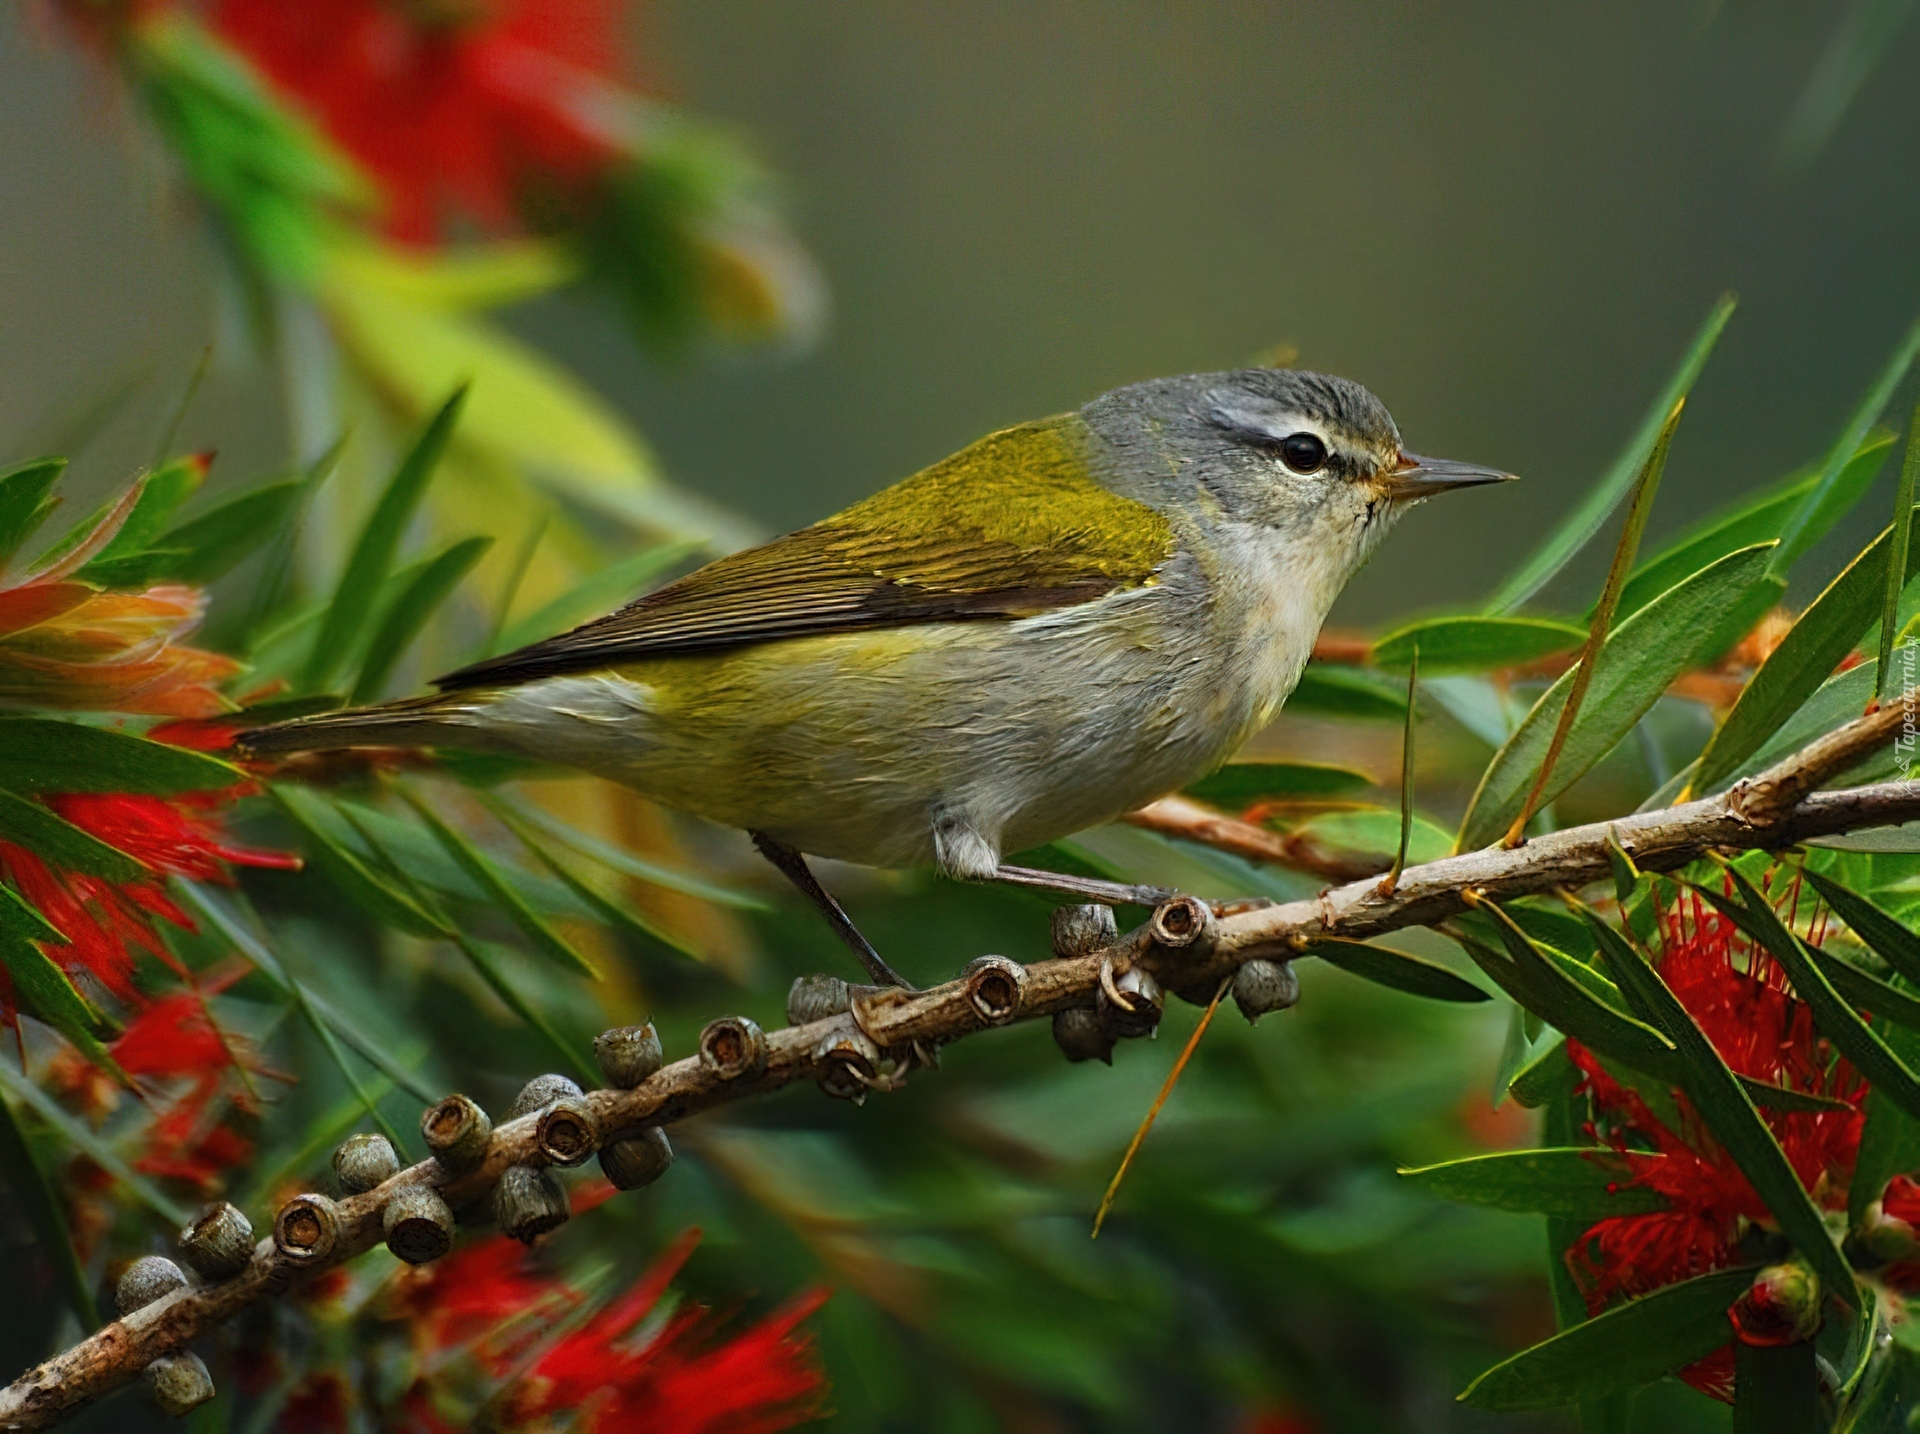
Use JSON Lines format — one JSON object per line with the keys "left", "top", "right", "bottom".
{"left": 389, "top": 1234, "right": 578, "bottom": 1364}
{"left": 208, "top": 0, "right": 627, "bottom": 243}
{"left": 0, "top": 790, "right": 296, "bottom": 1009}
{"left": 1564, "top": 883, "right": 1869, "bottom": 1401}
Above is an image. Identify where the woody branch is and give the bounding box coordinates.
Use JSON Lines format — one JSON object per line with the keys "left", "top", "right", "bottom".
{"left": 4, "top": 708, "right": 1919, "bottom": 1431}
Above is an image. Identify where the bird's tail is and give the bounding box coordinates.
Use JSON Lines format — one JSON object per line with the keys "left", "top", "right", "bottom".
{"left": 237, "top": 693, "right": 482, "bottom": 756}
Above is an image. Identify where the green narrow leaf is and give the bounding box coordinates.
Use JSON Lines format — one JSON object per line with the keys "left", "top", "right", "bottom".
{"left": 1849, "top": 1016, "right": 1920, "bottom": 1225}
{"left": 174, "top": 881, "right": 440, "bottom": 1105}
{"left": 396, "top": 788, "right": 601, "bottom": 980}
{"left": 1705, "top": 869, "right": 1920, "bottom": 1125}
{"left": 1458, "top": 543, "right": 1776, "bottom": 849}
{"left": 1800, "top": 865, "right": 1920, "bottom": 987}
{"left": 1370, "top": 616, "right": 1586, "bottom": 675}
{"left": 1579, "top": 903, "right": 1856, "bottom": 1297}
{"left": 1509, "top": 1038, "right": 1578, "bottom": 1108}
{"left": 1181, "top": 761, "right": 1376, "bottom": 808}
{"left": 490, "top": 539, "right": 702, "bottom": 657}
{"left": 0, "top": 933, "right": 126, "bottom": 1085}
{"left": 1774, "top": 317, "right": 1920, "bottom": 577}
{"left": 1606, "top": 831, "right": 1641, "bottom": 906}
{"left": 242, "top": 435, "right": 342, "bottom": 642}
{"left": 0, "top": 1090, "right": 98, "bottom": 1328}
{"left": 302, "top": 386, "right": 467, "bottom": 692}
{"left": 490, "top": 804, "right": 700, "bottom": 961}
{"left": 1487, "top": 294, "right": 1735, "bottom": 614}
{"left": 76, "top": 454, "right": 206, "bottom": 576}
{"left": 1388, "top": 642, "right": 1418, "bottom": 885}
{"left": 351, "top": 535, "right": 492, "bottom": 703}
{"left": 1732, "top": 1337, "right": 1818, "bottom": 1433}
{"left": 150, "top": 477, "right": 304, "bottom": 585}
{"left": 1878, "top": 406, "right": 1920, "bottom": 699}
{"left": 268, "top": 785, "right": 448, "bottom": 938}
{"left": 1399, "top": 1148, "right": 1668, "bottom": 1218}
{"left": 1284, "top": 662, "right": 1407, "bottom": 721}
{"left": 0, "top": 789, "right": 149, "bottom": 882}
{"left": 0, "top": 457, "right": 67, "bottom": 570}
{"left": 482, "top": 790, "right": 766, "bottom": 909}
{"left": 1301, "top": 937, "right": 1490, "bottom": 1003}
{"left": 1806, "top": 947, "right": 1920, "bottom": 1034}
{"left": 1611, "top": 435, "right": 1894, "bottom": 624}
{"left": 0, "top": 1059, "right": 189, "bottom": 1225}
{"left": 1458, "top": 1265, "right": 1757, "bottom": 1410}
{"left": 0, "top": 718, "right": 239, "bottom": 795}
{"left": 1696, "top": 510, "right": 1920, "bottom": 791}
{"left": 0, "top": 883, "right": 67, "bottom": 947}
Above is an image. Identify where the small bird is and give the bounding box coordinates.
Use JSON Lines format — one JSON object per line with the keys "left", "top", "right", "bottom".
{"left": 242, "top": 369, "right": 1511, "bottom": 986}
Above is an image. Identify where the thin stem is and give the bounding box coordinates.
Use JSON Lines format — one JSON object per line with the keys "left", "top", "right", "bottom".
{"left": 1875, "top": 401, "right": 1920, "bottom": 704}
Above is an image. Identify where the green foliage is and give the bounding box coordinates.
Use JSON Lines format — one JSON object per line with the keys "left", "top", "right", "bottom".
{"left": 0, "top": 457, "right": 65, "bottom": 569}
{"left": 351, "top": 535, "right": 493, "bottom": 702}
{"left": 1370, "top": 615, "right": 1585, "bottom": 674}
{"left": 1398, "top": 1148, "right": 1668, "bottom": 1218}
{"left": 1301, "top": 938, "right": 1490, "bottom": 1003}
{"left": 1181, "top": 761, "right": 1376, "bottom": 807}
{"left": 0, "top": 718, "right": 238, "bottom": 794}
{"left": 1285, "top": 662, "right": 1407, "bottom": 719}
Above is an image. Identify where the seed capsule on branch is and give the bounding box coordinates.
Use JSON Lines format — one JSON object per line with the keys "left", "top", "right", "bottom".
{"left": 332, "top": 1132, "right": 401, "bottom": 1194}
{"left": 1149, "top": 895, "right": 1215, "bottom": 951}
{"left": 1052, "top": 1006, "right": 1115, "bottom": 1064}
{"left": 1051, "top": 904, "right": 1117, "bottom": 958}
{"left": 962, "top": 955, "right": 1027, "bottom": 1025}
{"left": 508, "top": 1073, "right": 585, "bottom": 1120}
{"left": 536, "top": 1097, "right": 599, "bottom": 1167}
{"left": 494, "top": 1164, "right": 569, "bottom": 1243}
{"left": 600, "top": 1127, "right": 674, "bottom": 1190}
{"left": 273, "top": 1194, "right": 340, "bottom": 1263}
{"left": 812, "top": 1026, "right": 881, "bottom": 1101}
{"left": 699, "top": 1015, "right": 768, "bottom": 1081}
{"left": 383, "top": 1185, "right": 456, "bottom": 1265}
{"left": 786, "top": 973, "right": 851, "bottom": 1025}
{"left": 177, "top": 1202, "right": 254, "bottom": 1281}
{"left": 1099, "top": 964, "right": 1164, "bottom": 1039}
{"left": 116, "top": 1256, "right": 188, "bottom": 1315}
{"left": 146, "top": 1352, "right": 214, "bottom": 1416}
{"left": 1232, "top": 958, "right": 1299, "bottom": 1024}
{"left": 422, "top": 1094, "right": 492, "bottom": 1173}
{"left": 594, "top": 1023, "right": 664, "bottom": 1087}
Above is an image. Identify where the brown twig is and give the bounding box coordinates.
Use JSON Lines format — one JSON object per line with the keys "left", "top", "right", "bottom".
{"left": 5, "top": 711, "right": 1919, "bottom": 1430}
{"left": 1123, "top": 797, "right": 1389, "bottom": 883}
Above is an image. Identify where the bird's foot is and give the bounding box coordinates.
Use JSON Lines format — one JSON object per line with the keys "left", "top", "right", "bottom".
{"left": 989, "top": 864, "right": 1176, "bottom": 908}
{"left": 751, "top": 832, "right": 914, "bottom": 990}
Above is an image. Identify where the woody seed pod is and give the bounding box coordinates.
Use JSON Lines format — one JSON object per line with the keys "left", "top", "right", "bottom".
{"left": 962, "top": 955, "right": 1027, "bottom": 1025}
{"left": 1052, "top": 1006, "right": 1115, "bottom": 1065}
{"left": 332, "top": 1132, "right": 400, "bottom": 1194}
{"left": 594, "top": 1023, "right": 664, "bottom": 1088}
{"left": 1232, "top": 958, "right": 1300, "bottom": 1024}
{"left": 494, "top": 1163, "right": 569, "bottom": 1243}
{"left": 812, "top": 1027, "right": 881, "bottom": 1102}
{"left": 1149, "top": 894, "right": 1215, "bottom": 950}
{"left": 117, "top": 1255, "right": 188, "bottom": 1315}
{"left": 1051, "top": 904, "right": 1117, "bottom": 958}
{"left": 383, "top": 1185, "right": 455, "bottom": 1265}
{"left": 177, "top": 1201, "right": 254, "bottom": 1281}
{"left": 699, "top": 1015, "right": 768, "bottom": 1081}
{"left": 146, "top": 1352, "right": 214, "bottom": 1416}
{"left": 536, "top": 1096, "right": 599, "bottom": 1167}
{"left": 273, "top": 1193, "right": 340, "bottom": 1263}
{"left": 786, "top": 973, "right": 851, "bottom": 1026}
{"left": 600, "top": 1127, "right": 674, "bottom": 1190}
{"left": 508, "top": 1073, "right": 584, "bottom": 1121}
{"left": 422, "top": 1094, "right": 492, "bottom": 1173}
{"left": 1099, "top": 965, "right": 1164, "bottom": 1039}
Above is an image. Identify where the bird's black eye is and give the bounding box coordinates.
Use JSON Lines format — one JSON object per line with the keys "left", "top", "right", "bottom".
{"left": 1279, "top": 433, "right": 1328, "bottom": 473}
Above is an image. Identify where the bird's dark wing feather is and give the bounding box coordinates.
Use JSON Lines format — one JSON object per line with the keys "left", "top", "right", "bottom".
{"left": 435, "top": 417, "right": 1176, "bottom": 691}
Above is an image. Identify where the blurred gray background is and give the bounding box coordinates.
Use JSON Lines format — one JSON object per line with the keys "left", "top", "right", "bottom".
{"left": 3, "top": 1, "right": 1918, "bottom": 623}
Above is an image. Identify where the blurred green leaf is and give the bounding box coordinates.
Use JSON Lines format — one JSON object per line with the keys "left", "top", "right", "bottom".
{"left": 1696, "top": 512, "right": 1920, "bottom": 791}
{"left": 1287, "top": 809, "right": 1455, "bottom": 867}
{"left": 1286, "top": 662, "right": 1406, "bottom": 720}
{"left": 490, "top": 803, "right": 699, "bottom": 961}
{"left": 0, "top": 718, "right": 239, "bottom": 795}
{"left": 484, "top": 790, "right": 766, "bottom": 909}
{"left": 1850, "top": 1017, "right": 1920, "bottom": 1226}
{"left": 1780, "top": 0, "right": 1919, "bottom": 165}
{"left": 1458, "top": 543, "right": 1776, "bottom": 849}
{"left": 1399, "top": 1148, "right": 1667, "bottom": 1218}
{"left": 0, "top": 1058, "right": 187, "bottom": 1225}
{"left": 1610, "top": 433, "right": 1894, "bottom": 624}
{"left": 0, "top": 457, "right": 66, "bottom": 570}
{"left": 1303, "top": 938, "right": 1490, "bottom": 1003}
{"left": 1878, "top": 409, "right": 1920, "bottom": 699}
{"left": 1808, "top": 946, "right": 1920, "bottom": 1033}
{"left": 351, "top": 535, "right": 492, "bottom": 703}
{"left": 269, "top": 784, "right": 448, "bottom": 938}
{"left": 490, "top": 539, "right": 702, "bottom": 657}
{"left": 1486, "top": 293, "right": 1735, "bottom": 614}
{"left": 147, "top": 477, "right": 305, "bottom": 586}
{"left": 0, "top": 1091, "right": 97, "bottom": 1328}
{"left": 1580, "top": 901, "right": 1856, "bottom": 1295}
{"left": 0, "top": 790, "right": 147, "bottom": 882}
{"left": 0, "top": 932, "right": 124, "bottom": 1083}
{"left": 1372, "top": 616, "right": 1585, "bottom": 674}
{"left": 77, "top": 454, "right": 206, "bottom": 577}
{"left": 1800, "top": 866, "right": 1920, "bottom": 985}
{"left": 302, "top": 386, "right": 467, "bottom": 693}
{"left": 237, "top": 1068, "right": 402, "bottom": 1213}
{"left": 1508, "top": 1038, "right": 1577, "bottom": 1107}
{"left": 1457, "top": 1265, "right": 1757, "bottom": 1410}
{"left": 0, "top": 883, "right": 65, "bottom": 948}
{"left": 241, "top": 437, "right": 343, "bottom": 643}
{"left": 1182, "top": 761, "right": 1375, "bottom": 809}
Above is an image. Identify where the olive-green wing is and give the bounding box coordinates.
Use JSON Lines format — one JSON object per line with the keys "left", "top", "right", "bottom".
{"left": 435, "top": 416, "right": 1175, "bottom": 691}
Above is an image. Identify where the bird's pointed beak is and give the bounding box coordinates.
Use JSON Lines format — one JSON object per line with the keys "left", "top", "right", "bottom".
{"left": 1384, "top": 452, "right": 1518, "bottom": 502}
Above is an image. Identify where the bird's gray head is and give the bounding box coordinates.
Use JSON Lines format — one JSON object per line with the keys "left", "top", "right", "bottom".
{"left": 1080, "top": 368, "right": 1514, "bottom": 555}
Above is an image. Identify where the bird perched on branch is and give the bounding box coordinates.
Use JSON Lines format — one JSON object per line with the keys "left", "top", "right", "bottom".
{"left": 242, "top": 369, "right": 1512, "bottom": 986}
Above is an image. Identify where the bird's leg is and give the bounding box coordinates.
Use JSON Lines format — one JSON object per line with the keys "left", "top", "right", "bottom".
{"left": 988, "top": 864, "right": 1177, "bottom": 909}
{"left": 750, "top": 832, "right": 914, "bottom": 990}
